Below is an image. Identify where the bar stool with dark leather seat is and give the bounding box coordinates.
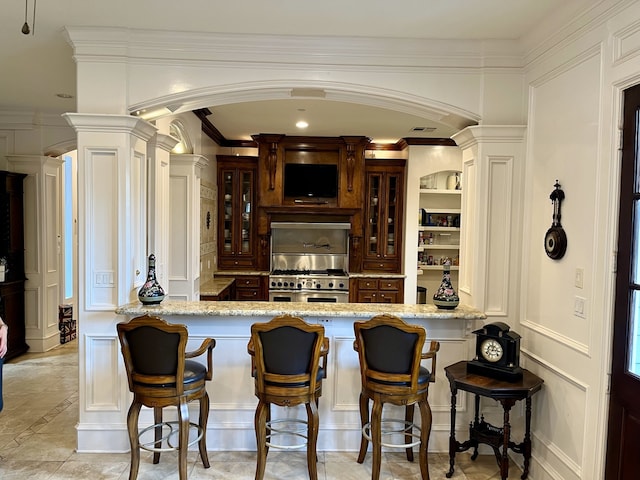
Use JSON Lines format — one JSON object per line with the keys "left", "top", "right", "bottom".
{"left": 117, "top": 314, "right": 216, "bottom": 480}
{"left": 247, "top": 314, "right": 329, "bottom": 480}
{"left": 353, "top": 314, "right": 440, "bottom": 480}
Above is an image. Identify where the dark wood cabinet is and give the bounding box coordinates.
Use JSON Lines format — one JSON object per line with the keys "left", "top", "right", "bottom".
{"left": 0, "top": 171, "right": 28, "bottom": 360}
{"left": 217, "top": 156, "right": 259, "bottom": 270}
{"left": 215, "top": 274, "right": 267, "bottom": 301}
{"left": 363, "top": 160, "right": 405, "bottom": 273}
{"left": 350, "top": 277, "right": 404, "bottom": 304}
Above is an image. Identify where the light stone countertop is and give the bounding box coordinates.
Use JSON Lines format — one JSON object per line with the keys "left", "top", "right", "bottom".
{"left": 115, "top": 300, "right": 485, "bottom": 320}
{"left": 199, "top": 277, "right": 235, "bottom": 296}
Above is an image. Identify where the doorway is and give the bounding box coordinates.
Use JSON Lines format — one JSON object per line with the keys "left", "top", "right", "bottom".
{"left": 605, "top": 83, "right": 640, "bottom": 479}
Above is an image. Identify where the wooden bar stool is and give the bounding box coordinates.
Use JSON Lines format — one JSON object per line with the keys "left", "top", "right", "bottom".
{"left": 247, "top": 314, "right": 329, "bottom": 480}
{"left": 117, "top": 314, "right": 216, "bottom": 480}
{"left": 353, "top": 314, "right": 440, "bottom": 480}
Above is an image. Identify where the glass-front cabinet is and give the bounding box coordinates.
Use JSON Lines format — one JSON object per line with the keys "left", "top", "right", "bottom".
{"left": 363, "top": 159, "right": 405, "bottom": 272}
{"left": 217, "top": 156, "right": 257, "bottom": 270}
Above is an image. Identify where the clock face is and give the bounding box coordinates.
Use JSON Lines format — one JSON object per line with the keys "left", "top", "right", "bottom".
{"left": 480, "top": 338, "right": 504, "bottom": 363}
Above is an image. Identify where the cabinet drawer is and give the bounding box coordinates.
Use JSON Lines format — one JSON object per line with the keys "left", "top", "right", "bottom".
{"left": 236, "top": 288, "right": 262, "bottom": 300}
{"left": 378, "top": 279, "right": 402, "bottom": 291}
{"left": 362, "top": 260, "right": 398, "bottom": 272}
{"left": 357, "top": 279, "right": 378, "bottom": 290}
{"left": 235, "top": 276, "right": 262, "bottom": 288}
{"left": 218, "top": 257, "right": 255, "bottom": 269}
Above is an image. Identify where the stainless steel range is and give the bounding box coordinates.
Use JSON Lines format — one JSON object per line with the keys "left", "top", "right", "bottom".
{"left": 269, "top": 222, "right": 350, "bottom": 303}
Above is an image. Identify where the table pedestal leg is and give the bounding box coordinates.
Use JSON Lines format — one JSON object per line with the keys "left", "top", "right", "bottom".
{"left": 446, "top": 388, "right": 457, "bottom": 478}
{"left": 499, "top": 399, "right": 516, "bottom": 480}
{"left": 521, "top": 397, "right": 532, "bottom": 479}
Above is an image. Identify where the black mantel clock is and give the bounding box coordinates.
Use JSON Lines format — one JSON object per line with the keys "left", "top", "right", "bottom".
{"left": 467, "top": 322, "right": 523, "bottom": 382}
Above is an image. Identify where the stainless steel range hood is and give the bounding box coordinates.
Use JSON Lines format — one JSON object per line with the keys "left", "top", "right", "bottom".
{"left": 270, "top": 221, "right": 350, "bottom": 272}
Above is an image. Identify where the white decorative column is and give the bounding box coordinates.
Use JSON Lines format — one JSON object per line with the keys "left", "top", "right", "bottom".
{"left": 147, "top": 134, "right": 178, "bottom": 290}
{"left": 169, "top": 154, "right": 208, "bottom": 300}
{"left": 451, "top": 126, "right": 526, "bottom": 323}
{"left": 7, "top": 155, "right": 65, "bottom": 352}
{"left": 62, "top": 113, "right": 157, "bottom": 452}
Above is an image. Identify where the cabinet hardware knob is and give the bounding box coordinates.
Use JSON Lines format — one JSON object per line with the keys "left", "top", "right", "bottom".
{"left": 135, "top": 269, "right": 140, "bottom": 276}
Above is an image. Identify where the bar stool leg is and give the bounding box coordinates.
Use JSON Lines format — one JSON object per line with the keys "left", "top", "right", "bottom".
{"left": 306, "top": 400, "right": 319, "bottom": 480}
{"left": 371, "top": 399, "right": 384, "bottom": 480}
{"left": 405, "top": 404, "right": 415, "bottom": 462}
{"left": 199, "top": 392, "right": 210, "bottom": 468}
{"left": 177, "top": 400, "right": 189, "bottom": 480}
{"left": 357, "top": 393, "right": 370, "bottom": 464}
{"left": 418, "top": 399, "right": 433, "bottom": 480}
{"left": 153, "top": 407, "right": 162, "bottom": 464}
{"left": 126, "top": 401, "right": 142, "bottom": 480}
{"left": 254, "top": 400, "right": 269, "bottom": 480}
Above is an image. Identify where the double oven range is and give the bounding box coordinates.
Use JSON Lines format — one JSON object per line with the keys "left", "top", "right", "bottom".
{"left": 268, "top": 222, "right": 350, "bottom": 303}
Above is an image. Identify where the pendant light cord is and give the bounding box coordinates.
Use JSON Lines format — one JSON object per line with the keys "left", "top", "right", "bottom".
{"left": 32, "top": 0, "right": 37, "bottom": 35}
{"left": 21, "top": 0, "right": 36, "bottom": 35}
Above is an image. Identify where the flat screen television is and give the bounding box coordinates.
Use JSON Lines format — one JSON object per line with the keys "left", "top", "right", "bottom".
{"left": 283, "top": 163, "right": 338, "bottom": 198}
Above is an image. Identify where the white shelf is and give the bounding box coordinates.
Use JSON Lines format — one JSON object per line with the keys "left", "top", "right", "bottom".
{"left": 423, "top": 208, "right": 461, "bottom": 214}
{"left": 419, "top": 226, "right": 460, "bottom": 232}
{"left": 418, "top": 265, "right": 460, "bottom": 272}
{"left": 418, "top": 244, "right": 460, "bottom": 251}
{"left": 420, "top": 188, "right": 462, "bottom": 195}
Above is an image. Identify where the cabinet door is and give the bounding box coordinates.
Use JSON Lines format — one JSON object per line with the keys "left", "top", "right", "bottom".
{"left": 217, "top": 157, "right": 258, "bottom": 270}
{"left": 363, "top": 161, "right": 404, "bottom": 273}
{"left": 364, "top": 171, "right": 383, "bottom": 258}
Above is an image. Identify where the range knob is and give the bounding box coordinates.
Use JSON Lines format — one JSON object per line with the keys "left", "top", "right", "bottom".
{"left": 271, "top": 281, "right": 276, "bottom": 287}
{"left": 316, "top": 284, "right": 321, "bottom": 289}
{"left": 297, "top": 283, "right": 302, "bottom": 289}
{"left": 328, "top": 282, "right": 334, "bottom": 288}
{"left": 283, "top": 281, "right": 288, "bottom": 287}
{"left": 339, "top": 282, "right": 345, "bottom": 288}
{"left": 277, "top": 282, "right": 282, "bottom": 287}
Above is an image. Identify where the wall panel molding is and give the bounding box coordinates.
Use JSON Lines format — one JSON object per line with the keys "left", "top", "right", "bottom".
{"left": 521, "top": 319, "right": 590, "bottom": 357}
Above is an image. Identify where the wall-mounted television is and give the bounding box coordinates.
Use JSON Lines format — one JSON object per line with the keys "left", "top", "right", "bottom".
{"left": 283, "top": 163, "right": 338, "bottom": 198}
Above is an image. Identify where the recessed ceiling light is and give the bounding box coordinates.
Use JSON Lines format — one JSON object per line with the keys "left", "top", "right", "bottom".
{"left": 56, "top": 93, "right": 74, "bottom": 99}
{"left": 296, "top": 121, "right": 309, "bottom": 129}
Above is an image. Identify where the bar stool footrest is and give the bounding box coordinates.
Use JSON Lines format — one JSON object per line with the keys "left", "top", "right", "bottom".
{"left": 265, "top": 418, "right": 309, "bottom": 450}
{"left": 362, "top": 418, "right": 422, "bottom": 449}
{"left": 138, "top": 421, "right": 204, "bottom": 453}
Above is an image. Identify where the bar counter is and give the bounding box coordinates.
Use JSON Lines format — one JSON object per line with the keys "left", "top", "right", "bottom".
{"left": 84, "top": 301, "right": 486, "bottom": 454}
{"left": 115, "top": 299, "right": 486, "bottom": 320}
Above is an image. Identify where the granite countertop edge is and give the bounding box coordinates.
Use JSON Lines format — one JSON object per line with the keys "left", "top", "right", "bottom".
{"left": 115, "top": 300, "right": 485, "bottom": 320}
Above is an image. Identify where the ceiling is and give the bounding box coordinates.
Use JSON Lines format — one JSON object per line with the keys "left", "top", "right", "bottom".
{"left": 0, "top": 0, "right": 596, "bottom": 144}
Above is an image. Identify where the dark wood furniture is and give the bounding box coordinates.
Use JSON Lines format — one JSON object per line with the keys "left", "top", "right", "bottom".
{"left": 363, "top": 159, "right": 405, "bottom": 273}
{"left": 199, "top": 278, "right": 235, "bottom": 301}
{"left": 214, "top": 274, "right": 267, "bottom": 301}
{"left": 353, "top": 314, "right": 440, "bottom": 480}
{"left": 0, "top": 171, "right": 28, "bottom": 360}
{"left": 217, "top": 155, "right": 258, "bottom": 270}
{"left": 247, "top": 315, "right": 329, "bottom": 480}
{"left": 350, "top": 277, "right": 404, "bottom": 303}
{"left": 444, "top": 361, "right": 544, "bottom": 480}
{"left": 116, "top": 315, "right": 216, "bottom": 480}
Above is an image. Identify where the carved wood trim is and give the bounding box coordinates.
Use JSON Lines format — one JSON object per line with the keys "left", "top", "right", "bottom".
{"left": 267, "top": 142, "right": 278, "bottom": 190}
{"left": 346, "top": 143, "right": 355, "bottom": 192}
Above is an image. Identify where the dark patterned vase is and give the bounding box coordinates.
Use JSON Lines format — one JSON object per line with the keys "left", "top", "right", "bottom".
{"left": 138, "top": 254, "right": 165, "bottom": 305}
{"left": 433, "top": 263, "right": 459, "bottom": 309}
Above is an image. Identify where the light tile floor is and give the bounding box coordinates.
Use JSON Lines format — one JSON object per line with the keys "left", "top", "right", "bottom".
{"left": 0, "top": 341, "right": 524, "bottom": 479}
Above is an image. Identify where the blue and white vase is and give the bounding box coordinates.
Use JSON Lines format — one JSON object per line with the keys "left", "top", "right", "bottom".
{"left": 138, "top": 254, "right": 165, "bottom": 305}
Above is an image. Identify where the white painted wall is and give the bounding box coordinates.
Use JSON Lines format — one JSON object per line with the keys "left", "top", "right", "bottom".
{"left": 517, "top": 2, "right": 640, "bottom": 478}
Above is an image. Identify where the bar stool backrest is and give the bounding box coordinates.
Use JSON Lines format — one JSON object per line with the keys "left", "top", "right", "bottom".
{"left": 354, "top": 314, "right": 427, "bottom": 394}
{"left": 251, "top": 315, "right": 325, "bottom": 397}
{"left": 117, "top": 315, "right": 189, "bottom": 396}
